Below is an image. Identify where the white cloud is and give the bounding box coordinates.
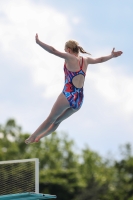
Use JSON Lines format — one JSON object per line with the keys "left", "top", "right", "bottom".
{"left": 87, "top": 64, "right": 133, "bottom": 116}
{"left": 0, "top": 0, "right": 71, "bottom": 98}
{"left": 72, "top": 17, "right": 81, "bottom": 25}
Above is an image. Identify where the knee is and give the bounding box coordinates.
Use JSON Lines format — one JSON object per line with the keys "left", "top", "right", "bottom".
{"left": 53, "top": 120, "right": 60, "bottom": 125}
{"left": 46, "top": 116, "right": 56, "bottom": 125}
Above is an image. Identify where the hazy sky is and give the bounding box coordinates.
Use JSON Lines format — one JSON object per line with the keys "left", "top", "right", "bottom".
{"left": 0, "top": 0, "right": 132, "bottom": 158}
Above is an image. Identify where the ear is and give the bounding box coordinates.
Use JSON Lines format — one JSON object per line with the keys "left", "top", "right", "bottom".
{"left": 68, "top": 48, "right": 71, "bottom": 53}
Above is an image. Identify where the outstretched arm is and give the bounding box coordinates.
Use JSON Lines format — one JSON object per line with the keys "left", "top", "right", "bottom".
{"left": 35, "top": 33, "right": 69, "bottom": 59}
{"left": 87, "top": 48, "right": 123, "bottom": 64}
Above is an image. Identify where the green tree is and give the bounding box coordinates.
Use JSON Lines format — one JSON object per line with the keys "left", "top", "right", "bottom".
{"left": 110, "top": 144, "right": 133, "bottom": 200}
{"left": 75, "top": 146, "right": 115, "bottom": 200}
{"left": 0, "top": 119, "right": 22, "bottom": 161}
{"left": 1, "top": 119, "right": 133, "bottom": 200}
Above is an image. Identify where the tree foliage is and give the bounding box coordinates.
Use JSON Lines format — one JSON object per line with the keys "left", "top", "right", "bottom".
{"left": 0, "top": 119, "right": 133, "bottom": 200}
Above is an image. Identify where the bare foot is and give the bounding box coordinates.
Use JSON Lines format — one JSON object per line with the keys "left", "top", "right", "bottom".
{"left": 25, "top": 133, "right": 44, "bottom": 144}
{"left": 25, "top": 135, "right": 37, "bottom": 144}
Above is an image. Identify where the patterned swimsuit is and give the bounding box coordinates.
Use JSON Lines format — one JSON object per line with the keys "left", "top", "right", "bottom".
{"left": 62, "top": 57, "right": 86, "bottom": 109}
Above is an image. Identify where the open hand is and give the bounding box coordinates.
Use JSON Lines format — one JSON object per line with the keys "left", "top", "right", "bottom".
{"left": 35, "top": 33, "right": 39, "bottom": 44}
{"left": 111, "top": 48, "right": 123, "bottom": 57}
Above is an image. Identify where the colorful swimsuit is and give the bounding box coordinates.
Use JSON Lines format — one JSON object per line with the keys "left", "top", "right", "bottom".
{"left": 63, "top": 57, "right": 86, "bottom": 109}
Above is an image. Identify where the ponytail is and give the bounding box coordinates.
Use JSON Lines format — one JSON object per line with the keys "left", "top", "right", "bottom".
{"left": 65, "top": 40, "right": 91, "bottom": 55}
{"left": 78, "top": 45, "right": 91, "bottom": 55}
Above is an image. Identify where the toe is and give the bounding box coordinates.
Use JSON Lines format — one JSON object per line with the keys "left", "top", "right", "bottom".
{"left": 25, "top": 139, "right": 30, "bottom": 144}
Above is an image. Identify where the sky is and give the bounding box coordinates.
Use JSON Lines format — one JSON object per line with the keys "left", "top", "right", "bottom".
{"left": 0, "top": 0, "right": 133, "bottom": 158}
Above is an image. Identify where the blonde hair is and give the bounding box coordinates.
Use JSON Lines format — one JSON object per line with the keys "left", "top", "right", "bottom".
{"left": 65, "top": 40, "right": 91, "bottom": 55}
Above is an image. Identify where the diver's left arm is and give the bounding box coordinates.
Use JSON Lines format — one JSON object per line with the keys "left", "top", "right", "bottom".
{"left": 86, "top": 48, "right": 123, "bottom": 64}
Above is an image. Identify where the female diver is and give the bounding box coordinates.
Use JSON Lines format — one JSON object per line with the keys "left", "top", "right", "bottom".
{"left": 25, "top": 33, "right": 122, "bottom": 144}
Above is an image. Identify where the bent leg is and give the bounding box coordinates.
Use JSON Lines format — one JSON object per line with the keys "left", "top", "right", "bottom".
{"left": 33, "top": 107, "right": 78, "bottom": 143}
{"left": 25, "top": 93, "right": 70, "bottom": 144}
